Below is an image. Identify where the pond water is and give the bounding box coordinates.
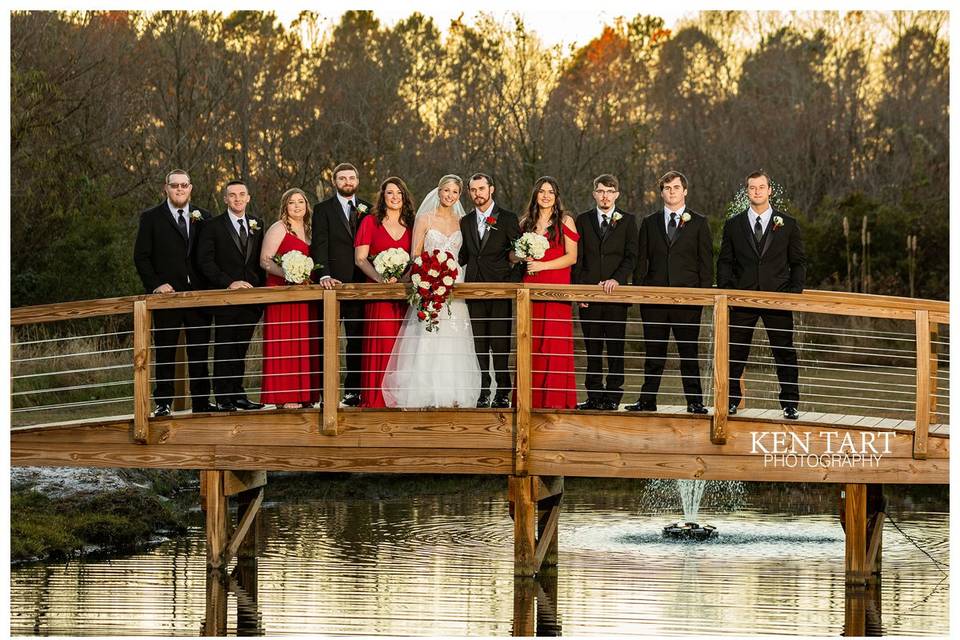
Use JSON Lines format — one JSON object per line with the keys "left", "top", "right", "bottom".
{"left": 9, "top": 480, "right": 949, "bottom": 636}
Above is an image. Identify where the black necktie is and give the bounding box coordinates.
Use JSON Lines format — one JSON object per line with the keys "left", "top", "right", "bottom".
{"left": 754, "top": 216, "right": 763, "bottom": 247}
{"left": 238, "top": 219, "right": 248, "bottom": 250}
{"left": 348, "top": 200, "right": 358, "bottom": 234}
{"left": 667, "top": 212, "right": 677, "bottom": 243}
{"left": 176, "top": 209, "right": 188, "bottom": 245}
{"left": 600, "top": 214, "right": 610, "bottom": 238}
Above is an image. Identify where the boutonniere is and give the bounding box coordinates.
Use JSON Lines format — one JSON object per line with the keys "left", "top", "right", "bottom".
{"left": 484, "top": 215, "right": 498, "bottom": 231}
{"left": 611, "top": 212, "right": 623, "bottom": 226}
{"left": 773, "top": 216, "right": 784, "bottom": 231}
{"left": 357, "top": 203, "right": 369, "bottom": 215}
{"left": 189, "top": 211, "right": 202, "bottom": 223}
{"left": 679, "top": 212, "right": 692, "bottom": 228}
{"left": 248, "top": 219, "right": 260, "bottom": 232}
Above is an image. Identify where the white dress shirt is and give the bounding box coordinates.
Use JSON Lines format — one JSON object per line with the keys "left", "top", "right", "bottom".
{"left": 749, "top": 206, "right": 773, "bottom": 234}
{"left": 167, "top": 200, "right": 191, "bottom": 239}
{"left": 663, "top": 205, "right": 686, "bottom": 229}
{"left": 477, "top": 201, "right": 496, "bottom": 235}
{"left": 337, "top": 193, "right": 356, "bottom": 220}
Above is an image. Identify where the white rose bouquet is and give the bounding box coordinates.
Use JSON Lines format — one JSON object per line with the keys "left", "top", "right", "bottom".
{"left": 513, "top": 232, "right": 550, "bottom": 260}
{"left": 273, "top": 249, "right": 316, "bottom": 284}
{"left": 373, "top": 247, "right": 410, "bottom": 281}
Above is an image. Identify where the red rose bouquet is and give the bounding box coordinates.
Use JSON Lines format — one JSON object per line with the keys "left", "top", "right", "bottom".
{"left": 409, "top": 249, "right": 459, "bottom": 332}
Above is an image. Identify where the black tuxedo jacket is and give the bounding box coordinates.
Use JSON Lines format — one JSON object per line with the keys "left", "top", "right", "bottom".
{"left": 196, "top": 212, "right": 265, "bottom": 289}
{"left": 459, "top": 204, "right": 522, "bottom": 283}
{"left": 716, "top": 209, "right": 805, "bottom": 293}
{"left": 636, "top": 208, "right": 713, "bottom": 288}
{"left": 134, "top": 201, "right": 211, "bottom": 293}
{"left": 573, "top": 208, "right": 639, "bottom": 285}
{"left": 311, "top": 195, "right": 372, "bottom": 283}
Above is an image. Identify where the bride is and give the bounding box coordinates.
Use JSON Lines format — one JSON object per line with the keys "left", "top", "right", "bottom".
{"left": 382, "top": 175, "right": 482, "bottom": 408}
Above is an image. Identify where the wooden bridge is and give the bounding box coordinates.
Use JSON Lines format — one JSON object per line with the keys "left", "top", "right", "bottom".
{"left": 10, "top": 284, "right": 949, "bottom": 634}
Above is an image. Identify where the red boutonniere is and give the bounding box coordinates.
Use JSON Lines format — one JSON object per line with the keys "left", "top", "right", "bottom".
{"left": 484, "top": 215, "right": 498, "bottom": 232}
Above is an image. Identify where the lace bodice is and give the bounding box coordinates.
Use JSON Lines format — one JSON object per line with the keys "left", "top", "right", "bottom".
{"left": 424, "top": 228, "right": 463, "bottom": 256}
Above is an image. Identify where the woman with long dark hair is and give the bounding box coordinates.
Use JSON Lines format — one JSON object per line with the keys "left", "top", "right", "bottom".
{"left": 354, "top": 177, "right": 415, "bottom": 407}
{"left": 514, "top": 176, "right": 580, "bottom": 408}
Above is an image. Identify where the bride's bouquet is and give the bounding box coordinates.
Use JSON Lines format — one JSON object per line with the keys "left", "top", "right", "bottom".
{"left": 373, "top": 247, "right": 410, "bottom": 281}
{"left": 513, "top": 232, "right": 550, "bottom": 260}
{"left": 409, "top": 249, "right": 459, "bottom": 333}
{"left": 273, "top": 249, "right": 316, "bottom": 284}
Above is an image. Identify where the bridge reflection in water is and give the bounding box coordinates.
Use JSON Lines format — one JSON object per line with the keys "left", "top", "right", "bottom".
{"left": 10, "top": 284, "right": 949, "bottom": 635}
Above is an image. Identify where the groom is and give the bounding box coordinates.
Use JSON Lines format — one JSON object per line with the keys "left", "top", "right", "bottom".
{"left": 460, "top": 173, "right": 521, "bottom": 408}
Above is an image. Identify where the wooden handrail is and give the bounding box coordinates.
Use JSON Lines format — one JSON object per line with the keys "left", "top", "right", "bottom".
{"left": 12, "top": 285, "right": 947, "bottom": 325}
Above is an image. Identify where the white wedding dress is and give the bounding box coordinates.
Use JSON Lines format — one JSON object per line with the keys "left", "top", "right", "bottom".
{"left": 382, "top": 228, "right": 482, "bottom": 408}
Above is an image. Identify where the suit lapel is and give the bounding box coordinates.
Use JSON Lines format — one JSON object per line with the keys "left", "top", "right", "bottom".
{"left": 655, "top": 211, "right": 671, "bottom": 248}
{"left": 244, "top": 218, "right": 256, "bottom": 263}
{"left": 465, "top": 211, "right": 481, "bottom": 255}
{"left": 335, "top": 199, "right": 353, "bottom": 238}
{"left": 479, "top": 205, "right": 498, "bottom": 252}
{"left": 162, "top": 205, "right": 187, "bottom": 245}
{"left": 760, "top": 213, "right": 777, "bottom": 257}
{"left": 587, "top": 210, "right": 602, "bottom": 245}
{"left": 224, "top": 214, "right": 244, "bottom": 256}
{"left": 741, "top": 211, "right": 760, "bottom": 256}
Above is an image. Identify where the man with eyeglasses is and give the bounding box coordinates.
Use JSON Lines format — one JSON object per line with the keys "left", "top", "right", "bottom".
{"left": 628, "top": 170, "right": 713, "bottom": 415}
{"left": 133, "top": 169, "right": 214, "bottom": 417}
{"left": 573, "top": 174, "right": 639, "bottom": 411}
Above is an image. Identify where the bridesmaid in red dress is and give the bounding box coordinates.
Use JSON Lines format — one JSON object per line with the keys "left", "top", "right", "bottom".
{"left": 513, "top": 176, "right": 580, "bottom": 409}
{"left": 259, "top": 188, "right": 320, "bottom": 408}
{"left": 354, "top": 177, "right": 414, "bottom": 408}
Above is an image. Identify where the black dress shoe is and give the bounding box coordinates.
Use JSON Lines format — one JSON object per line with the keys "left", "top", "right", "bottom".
{"left": 234, "top": 398, "right": 264, "bottom": 410}
{"left": 576, "top": 398, "right": 602, "bottom": 410}
{"left": 686, "top": 401, "right": 708, "bottom": 415}
{"left": 216, "top": 400, "right": 238, "bottom": 412}
{"left": 342, "top": 393, "right": 361, "bottom": 407}
{"left": 153, "top": 403, "right": 171, "bottom": 418}
{"left": 728, "top": 403, "right": 738, "bottom": 415}
{"left": 476, "top": 393, "right": 491, "bottom": 408}
{"left": 601, "top": 399, "right": 619, "bottom": 411}
{"left": 491, "top": 394, "right": 511, "bottom": 409}
{"left": 783, "top": 407, "right": 799, "bottom": 420}
{"left": 624, "top": 399, "right": 657, "bottom": 412}
{"left": 192, "top": 401, "right": 215, "bottom": 414}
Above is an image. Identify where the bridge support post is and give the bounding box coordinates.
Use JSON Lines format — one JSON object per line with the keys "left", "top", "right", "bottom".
{"left": 509, "top": 475, "right": 563, "bottom": 577}
{"left": 843, "top": 483, "right": 868, "bottom": 585}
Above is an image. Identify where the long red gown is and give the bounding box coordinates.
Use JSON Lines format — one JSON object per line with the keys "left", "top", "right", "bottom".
{"left": 261, "top": 232, "right": 320, "bottom": 405}
{"left": 523, "top": 223, "right": 580, "bottom": 409}
{"left": 355, "top": 215, "right": 411, "bottom": 408}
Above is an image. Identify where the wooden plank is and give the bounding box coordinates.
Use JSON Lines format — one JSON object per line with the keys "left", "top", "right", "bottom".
{"left": 529, "top": 414, "right": 948, "bottom": 459}
{"left": 527, "top": 450, "right": 948, "bottom": 484}
{"left": 11, "top": 295, "right": 137, "bottom": 325}
{"left": 204, "top": 470, "right": 228, "bottom": 569}
{"left": 533, "top": 496, "right": 561, "bottom": 572}
{"left": 132, "top": 300, "right": 151, "bottom": 444}
{"left": 223, "top": 470, "right": 267, "bottom": 496}
{"left": 712, "top": 296, "right": 729, "bottom": 444}
{"left": 853, "top": 416, "right": 883, "bottom": 428}
{"left": 322, "top": 288, "right": 339, "bottom": 436}
{"left": 222, "top": 487, "right": 263, "bottom": 568}
{"left": 204, "top": 568, "right": 228, "bottom": 636}
{"left": 758, "top": 408, "right": 782, "bottom": 419}
{"left": 510, "top": 476, "right": 536, "bottom": 577}
{"left": 914, "top": 310, "right": 931, "bottom": 460}
{"left": 845, "top": 483, "right": 867, "bottom": 584}
{"left": 515, "top": 288, "right": 532, "bottom": 475}
{"left": 866, "top": 511, "right": 885, "bottom": 577}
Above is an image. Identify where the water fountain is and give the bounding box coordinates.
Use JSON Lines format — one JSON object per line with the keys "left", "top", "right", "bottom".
{"left": 662, "top": 479, "right": 719, "bottom": 541}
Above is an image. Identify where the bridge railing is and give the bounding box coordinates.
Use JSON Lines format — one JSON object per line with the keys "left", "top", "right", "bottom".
{"left": 10, "top": 285, "right": 949, "bottom": 460}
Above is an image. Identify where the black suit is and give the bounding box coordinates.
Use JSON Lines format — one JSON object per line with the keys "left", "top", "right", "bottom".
{"left": 459, "top": 204, "right": 521, "bottom": 398}
{"left": 133, "top": 201, "right": 212, "bottom": 408}
{"left": 635, "top": 208, "right": 713, "bottom": 405}
{"left": 573, "top": 208, "right": 639, "bottom": 405}
{"left": 197, "top": 212, "right": 265, "bottom": 405}
{"left": 717, "top": 208, "right": 806, "bottom": 409}
{"left": 310, "top": 195, "right": 371, "bottom": 398}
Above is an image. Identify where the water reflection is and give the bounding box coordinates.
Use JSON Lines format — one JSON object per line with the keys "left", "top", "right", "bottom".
{"left": 9, "top": 484, "right": 949, "bottom": 636}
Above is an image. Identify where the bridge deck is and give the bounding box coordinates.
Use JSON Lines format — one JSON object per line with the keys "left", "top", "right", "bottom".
{"left": 10, "top": 406, "right": 948, "bottom": 484}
